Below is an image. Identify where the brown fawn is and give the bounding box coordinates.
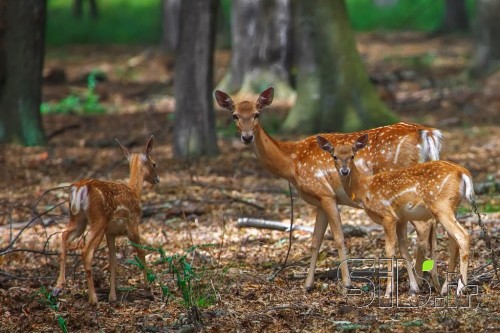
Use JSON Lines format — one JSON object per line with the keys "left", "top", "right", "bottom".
{"left": 52, "top": 136, "right": 160, "bottom": 305}
{"left": 214, "top": 86, "right": 443, "bottom": 291}
{"left": 317, "top": 134, "right": 473, "bottom": 296}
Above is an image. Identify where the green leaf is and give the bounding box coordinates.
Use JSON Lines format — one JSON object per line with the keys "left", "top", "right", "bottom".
{"left": 57, "top": 315, "right": 68, "bottom": 333}
{"left": 422, "top": 259, "right": 434, "bottom": 272}
{"left": 402, "top": 319, "right": 424, "bottom": 327}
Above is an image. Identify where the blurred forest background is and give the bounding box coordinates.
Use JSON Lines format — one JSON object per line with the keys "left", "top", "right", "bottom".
{"left": 1, "top": 0, "right": 499, "bottom": 332}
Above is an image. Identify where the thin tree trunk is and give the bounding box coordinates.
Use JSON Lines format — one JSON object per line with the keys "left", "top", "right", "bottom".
{"left": 173, "top": 0, "right": 218, "bottom": 159}
{"left": 470, "top": 0, "right": 500, "bottom": 78}
{"left": 161, "top": 0, "right": 180, "bottom": 53}
{"left": 283, "top": 0, "right": 398, "bottom": 134}
{"left": 0, "top": 0, "right": 46, "bottom": 146}
{"left": 441, "top": 0, "right": 469, "bottom": 33}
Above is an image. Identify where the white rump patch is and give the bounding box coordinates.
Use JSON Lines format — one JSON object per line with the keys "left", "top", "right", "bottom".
{"left": 70, "top": 185, "right": 89, "bottom": 215}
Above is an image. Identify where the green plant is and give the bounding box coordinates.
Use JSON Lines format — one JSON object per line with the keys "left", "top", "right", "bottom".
{"left": 41, "top": 71, "right": 106, "bottom": 115}
{"left": 37, "top": 286, "right": 68, "bottom": 333}
{"left": 128, "top": 243, "right": 218, "bottom": 325}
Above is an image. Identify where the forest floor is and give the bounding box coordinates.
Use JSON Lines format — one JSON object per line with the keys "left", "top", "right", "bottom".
{"left": 1, "top": 32, "right": 499, "bottom": 332}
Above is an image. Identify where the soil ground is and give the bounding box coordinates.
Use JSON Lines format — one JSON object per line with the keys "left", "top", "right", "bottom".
{"left": 1, "top": 32, "right": 499, "bottom": 332}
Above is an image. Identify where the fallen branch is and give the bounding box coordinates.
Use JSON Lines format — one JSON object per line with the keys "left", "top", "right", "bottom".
{"left": 236, "top": 218, "right": 368, "bottom": 238}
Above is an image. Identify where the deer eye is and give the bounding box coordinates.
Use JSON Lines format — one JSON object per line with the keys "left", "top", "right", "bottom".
{"left": 333, "top": 156, "right": 338, "bottom": 161}
{"left": 232, "top": 114, "right": 238, "bottom": 121}
{"left": 152, "top": 162, "right": 156, "bottom": 168}
{"left": 254, "top": 113, "right": 260, "bottom": 119}
{"left": 350, "top": 156, "right": 354, "bottom": 160}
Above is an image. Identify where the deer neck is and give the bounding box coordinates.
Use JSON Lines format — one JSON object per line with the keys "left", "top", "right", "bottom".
{"left": 128, "top": 155, "right": 144, "bottom": 198}
{"left": 341, "top": 163, "right": 372, "bottom": 205}
{"left": 252, "top": 123, "right": 294, "bottom": 180}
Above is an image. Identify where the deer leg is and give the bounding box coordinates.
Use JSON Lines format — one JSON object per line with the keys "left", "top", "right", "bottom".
{"left": 82, "top": 226, "right": 106, "bottom": 305}
{"left": 382, "top": 220, "right": 398, "bottom": 298}
{"left": 436, "top": 213, "right": 469, "bottom": 295}
{"left": 106, "top": 234, "right": 117, "bottom": 303}
{"left": 53, "top": 214, "right": 87, "bottom": 296}
{"left": 428, "top": 220, "right": 440, "bottom": 291}
{"left": 412, "top": 219, "right": 440, "bottom": 291}
{"left": 305, "top": 208, "right": 328, "bottom": 291}
{"left": 321, "top": 198, "right": 352, "bottom": 290}
{"left": 396, "top": 222, "right": 420, "bottom": 294}
{"left": 127, "top": 224, "right": 152, "bottom": 298}
{"left": 441, "top": 236, "right": 459, "bottom": 295}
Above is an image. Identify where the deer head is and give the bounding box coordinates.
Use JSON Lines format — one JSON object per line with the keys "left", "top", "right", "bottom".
{"left": 214, "top": 86, "right": 274, "bottom": 144}
{"left": 316, "top": 134, "right": 369, "bottom": 177}
{"left": 116, "top": 135, "right": 160, "bottom": 185}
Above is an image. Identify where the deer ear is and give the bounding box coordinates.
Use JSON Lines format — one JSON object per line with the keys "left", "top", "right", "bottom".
{"left": 353, "top": 134, "right": 368, "bottom": 152}
{"left": 256, "top": 86, "right": 274, "bottom": 110}
{"left": 115, "top": 138, "right": 130, "bottom": 161}
{"left": 316, "top": 135, "right": 334, "bottom": 153}
{"left": 145, "top": 135, "right": 154, "bottom": 156}
{"left": 214, "top": 90, "right": 235, "bottom": 111}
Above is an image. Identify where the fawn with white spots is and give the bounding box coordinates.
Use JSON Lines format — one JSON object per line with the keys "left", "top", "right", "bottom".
{"left": 317, "top": 134, "right": 474, "bottom": 296}
{"left": 52, "top": 136, "right": 160, "bottom": 305}
{"left": 214, "top": 86, "right": 443, "bottom": 291}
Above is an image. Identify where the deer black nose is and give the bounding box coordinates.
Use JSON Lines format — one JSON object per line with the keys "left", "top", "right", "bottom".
{"left": 340, "top": 168, "right": 350, "bottom": 176}
{"left": 241, "top": 135, "right": 254, "bottom": 144}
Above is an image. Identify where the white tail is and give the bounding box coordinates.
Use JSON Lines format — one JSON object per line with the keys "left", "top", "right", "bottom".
{"left": 420, "top": 129, "right": 442, "bottom": 161}
{"left": 317, "top": 134, "right": 473, "bottom": 296}
{"left": 53, "top": 136, "right": 159, "bottom": 305}
{"left": 215, "top": 87, "right": 445, "bottom": 291}
{"left": 462, "top": 173, "right": 475, "bottom": 202}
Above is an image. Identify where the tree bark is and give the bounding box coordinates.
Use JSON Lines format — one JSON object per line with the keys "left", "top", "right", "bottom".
{"left": 0, "top": 0, "right": 46, "bottom": 146}
{"left": 161, "top": 0, "right": 180, "bottom": 53}
{"left": 470, "top": 0, "right": 500, "bottom": 78}
{"left": 173, "top": 0, "right": 219, "bottom": 159}
{"left": 283, "top": 0, "right": 398, "bottom": 134}
{"left": 217, "top": 0, "right": 294, "bottom": 99}
{"left": 440, "top": 0, "right": 469, "bottom": 33}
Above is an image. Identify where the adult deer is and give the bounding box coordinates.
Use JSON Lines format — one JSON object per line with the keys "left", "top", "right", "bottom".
{"left": 52, "top": 136, "right": 160, "bottom": 305}
{"left": 214, "top": 86, "right": 443, "bottom": 291}
{"left": 317, "top": 134, "right": 473, "bottom": 296}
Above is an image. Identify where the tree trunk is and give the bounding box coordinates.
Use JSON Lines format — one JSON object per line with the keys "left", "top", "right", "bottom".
{"left": 470, "top": 0, "right": 500, "bottom": 78}
{"left": 440, "top": 0, "right": 469, "bottom": 33}
{"left": 0, "top": 0, "right": 46, "bottom": 146}
{"left": 173, "top": 0, "right": 219, "bottom": 159}
{"left": 217, "top": 0, "right": 294, "bottom": 99}
{"left": 161, "top": 0, "right": 180, "bottom": 53}
{"left": 283, "top": 0, "right": 398, "bottom": 134}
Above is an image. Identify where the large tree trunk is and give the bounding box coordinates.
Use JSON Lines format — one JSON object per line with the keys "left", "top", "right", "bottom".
{"left": 283, "top": 0, "right": 398, "bottom": 134}
{"left": 470, "top": 0, "right": 500, "bottom": 78}
{"left": 217, "top": 0, "right": 294, "bottom": 99}
{"left": 0, "top": 0, "right": 46, "bottom": 146}
{"left": 173, "top": 0, "right": 219, "bottom": 159}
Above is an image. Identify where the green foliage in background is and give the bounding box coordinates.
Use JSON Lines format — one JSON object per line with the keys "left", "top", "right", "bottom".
{"left": 41, "top": 71, "right": 106, "bottom": 114}
{"left": 47, "top": 0, "right": 476, "bottom": 46}
{"left": 47, "top": 0, "right": 162, "bottom": 45}
{"left": 347, "top": 0, "right": 475, "bottom": 31}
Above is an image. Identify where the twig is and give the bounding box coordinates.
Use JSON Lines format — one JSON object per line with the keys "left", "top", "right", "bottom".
{"left": 268, "top": 182, "right": 295, "bottom": 280}
{"left": 46, "top": 123, "right": 81, "bottom": 141}
{"left": 0, "top": 200, "right": 67, "bottom": 254}
{"left": 222, "top": 192, "right": 265, "bottom": 210}
{"left": 472, "top": 200, "right": 500, "bottom": 282}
